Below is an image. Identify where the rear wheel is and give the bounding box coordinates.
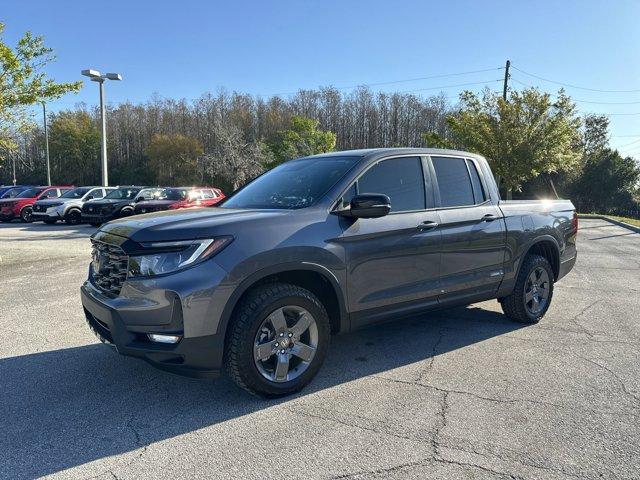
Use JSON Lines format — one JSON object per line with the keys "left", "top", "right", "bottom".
{"left": 225, "top": 282, "right": 330, "bottom": 397}
{"left": 65, "top": 209, "right": 82, "bottom": 225}
{"left": 20, "top": 206, "right": 33, "bottom": 223}
{"left": 500, "top": 254, "right": 554, "bottom": 324}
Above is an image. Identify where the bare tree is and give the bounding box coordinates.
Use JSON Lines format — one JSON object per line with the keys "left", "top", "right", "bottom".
{"left": 199, "top": 122, "right": 270, "bottom": 191}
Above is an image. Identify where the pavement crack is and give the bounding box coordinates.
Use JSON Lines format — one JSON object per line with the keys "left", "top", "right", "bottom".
{"left": 373, "top": 375, "right": 640, "bottom": 418}
{"left": 417, "top": 329, "right": 445, "bottom": 382}
{"left": 578, "top": 355, "right": 640, "bottom": 406}
{"left": 330, "top": 459, "right": 430, "bottom": 479}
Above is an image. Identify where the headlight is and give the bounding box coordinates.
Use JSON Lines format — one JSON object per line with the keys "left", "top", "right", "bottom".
{"left": 127, "top": 236, "right": 232, "bottom": 277}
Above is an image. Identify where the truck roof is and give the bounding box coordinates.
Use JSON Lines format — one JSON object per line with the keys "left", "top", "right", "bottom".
{"left": 304, "top": 147, "right": 486, "bottom": 161}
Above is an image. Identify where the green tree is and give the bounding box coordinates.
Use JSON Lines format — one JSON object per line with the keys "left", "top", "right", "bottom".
{"left": 581, "top": 114, "right": 610, "bottom": 156}
{"left": 570, "top": 149, "right": 640, "bottom": 213}
{"left": 269, "top": 116, "right": 336, "bottom": 165}
{"left": 49, "top": 111, "right": 100, "bottom": 184}
{"left": 446, "top": 88, "right": 581, "bottom": 198}
{"left": 145, "top": 133, "right": 204, "bottom": 185}
{"left": 0, "top": 23, "right": 81, "bottom": 158}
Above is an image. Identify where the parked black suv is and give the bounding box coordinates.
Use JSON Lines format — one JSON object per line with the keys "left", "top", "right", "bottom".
{"left": 81, "top": 186, "right": 158, "bottom": 226}
{"left": 81, "top": 149, "right": 577, "bottom": 397}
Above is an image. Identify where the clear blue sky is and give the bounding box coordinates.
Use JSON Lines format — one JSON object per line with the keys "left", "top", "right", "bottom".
{"left": 4, "top": 0, "right": 640, "bottom": 154}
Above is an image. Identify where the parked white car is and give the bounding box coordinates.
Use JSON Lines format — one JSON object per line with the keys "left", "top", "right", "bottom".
{"left": 31, "top": 186, "right": 116, "bottom": 225}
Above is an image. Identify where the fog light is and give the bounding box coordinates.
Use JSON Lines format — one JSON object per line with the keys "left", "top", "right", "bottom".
{"left": 147, "top": 334, "right": 182, "bottom": 344}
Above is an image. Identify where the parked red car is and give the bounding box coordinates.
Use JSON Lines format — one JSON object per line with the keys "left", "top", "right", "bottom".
{"left": 0, "top": 186, "right": 74, "bottom": 223}
{"left": 133, "top": 187, "right": 225, "bottom": 214}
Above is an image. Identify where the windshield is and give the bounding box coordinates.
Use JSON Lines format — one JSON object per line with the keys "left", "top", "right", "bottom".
{"left": 135, "top": 188, "right": 164, "bottom": 201}
{"left": 157, "top": 188, "right": 188, "bottom": 201}
{"left": 60, "top": 187, "right": 91, "bottom": 199}
{"left": 1, "top": 187, "right": 27, "bottom": 199}
{"left": 16, "top": 187, "right": 45, "bottom": 198}
{"left": 222, "top": 156, "right": 359, "bottom": 209}
{"left": 104, "top": 187, "right": 141, "bottom": 200}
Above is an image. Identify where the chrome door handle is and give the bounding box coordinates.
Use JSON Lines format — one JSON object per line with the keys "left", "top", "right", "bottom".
{"left": 417, "top": 221, "right": 439, "bottom": 231}
{"left": 481, "top": 214, "right": 499, "bottom": 222}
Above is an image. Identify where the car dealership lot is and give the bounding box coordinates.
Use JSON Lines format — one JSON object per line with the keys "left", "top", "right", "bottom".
{"left": 0, "top": 218, "right": 639, "bottom": 479}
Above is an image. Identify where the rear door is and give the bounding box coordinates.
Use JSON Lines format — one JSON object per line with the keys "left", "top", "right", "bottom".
{"left": 339, "top": 156, "right": 442, "bottom": 327}
{"left": 429, "top": 156, "right": 506, "bottom": 300}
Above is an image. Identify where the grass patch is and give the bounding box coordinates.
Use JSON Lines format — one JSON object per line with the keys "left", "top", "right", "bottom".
{"left": 579, "top": 213, "right": 640, "bottom": 227}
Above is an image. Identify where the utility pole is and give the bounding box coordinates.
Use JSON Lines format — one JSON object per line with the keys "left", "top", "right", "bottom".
{"left": 502, "top": 59, "right": 511, "bottom": 101}
{"left": 42, "top": 102, "right": 51, "bottom": 186}
{"left": 12, "top": 155, "right": 17, "bottom": 186}
{"left": 502, "top": 59, "right": 511, "bottom": 199}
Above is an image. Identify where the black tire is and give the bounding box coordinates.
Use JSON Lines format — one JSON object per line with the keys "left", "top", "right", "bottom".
{"left": 65, "top": 209, "right": 82, "bottom": 225}
{"left": 20, "top": 206, "right": 33, "bottom": 223}
{"left": 43, "top": 219, "right": 57, "bottom": 224}
{"left": 500, "top": 254, "right": 554, "bottom": 324}
{"left": 225, "top": 282, "right": 330, "bottom": 398}
{"left": 120, "top": 207, "right": 133, "bottom": 217}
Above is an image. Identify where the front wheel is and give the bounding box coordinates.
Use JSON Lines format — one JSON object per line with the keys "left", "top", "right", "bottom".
{"left": 225, "top": 282, "right": 330, "bottom": 397}
{"left": 20, "top": 207, "right": 33, "bottom": 223}
{"left": 65, "top": 209, "right": 82, "bottom": 225}
{"left": 500, "top": 254, "right": 554, "bottom": 324}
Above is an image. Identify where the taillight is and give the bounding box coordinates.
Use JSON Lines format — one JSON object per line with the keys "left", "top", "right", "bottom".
{"left": 572, "top": 212, "right": 578, "bottom": 235}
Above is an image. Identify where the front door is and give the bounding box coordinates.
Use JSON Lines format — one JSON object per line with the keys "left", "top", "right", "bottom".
{"left": 338, "top": 156, "right": 442, "bottom": 328}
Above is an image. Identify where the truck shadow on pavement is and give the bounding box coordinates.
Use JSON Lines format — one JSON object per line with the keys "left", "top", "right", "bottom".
{"left": 1, "top": 306, "right": 524, "bottom": 479}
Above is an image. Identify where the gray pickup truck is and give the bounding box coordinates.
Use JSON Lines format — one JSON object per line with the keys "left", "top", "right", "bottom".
{"left": 81, "top": 148, "right": 577, "bottom": 397}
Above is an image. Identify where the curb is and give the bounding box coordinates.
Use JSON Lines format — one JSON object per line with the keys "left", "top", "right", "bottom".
{"left": 578, "top": 214, "right": 640, "bottom": 234}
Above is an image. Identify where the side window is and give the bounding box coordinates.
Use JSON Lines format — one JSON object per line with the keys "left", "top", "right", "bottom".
{"left": 202, "top": 189, "right": 216, "bottom": 199}
{"left": 431, "top": 156, "right": 475, "bottom": 208}
{"left": 466, "top": 160, "right": 486, "bottom": 204}
{"left": 357, "top": 157, "right": 426, "bottom": 212}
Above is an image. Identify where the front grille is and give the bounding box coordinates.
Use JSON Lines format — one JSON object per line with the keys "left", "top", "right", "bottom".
{"left": 90, "top": 240, "right": 129, "bottom": 296}
{"left": 33, "top": 204, "right": 46, "bottom": 212}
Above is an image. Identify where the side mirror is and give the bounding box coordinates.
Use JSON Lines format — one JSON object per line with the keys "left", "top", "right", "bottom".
{"left": 85, "top": 195, "right": 94, "bottom": 200}
{"left": 135, "top": 197, "right": 143, "bottom": 203}
{"left": 342, "top": 194, "right": 391, "bottom": 219}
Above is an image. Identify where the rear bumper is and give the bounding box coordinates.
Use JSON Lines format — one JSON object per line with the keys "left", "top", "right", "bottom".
{"left": 80, "top": 281, "right": 224, "bottom": 378}
{"left": 558, "top": 252, "right": 577, "bottom": 281}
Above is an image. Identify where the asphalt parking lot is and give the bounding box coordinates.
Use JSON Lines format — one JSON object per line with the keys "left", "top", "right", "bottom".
{"left": 1, "top": 218, "right": 639, "bottom": 479}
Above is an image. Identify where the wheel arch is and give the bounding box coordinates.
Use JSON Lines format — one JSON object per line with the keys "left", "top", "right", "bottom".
{"left": 218, "top": 263, "right": 348, "bottom": 345}
{"left": 520, "top": 236, "right": 560, "bottom": 281}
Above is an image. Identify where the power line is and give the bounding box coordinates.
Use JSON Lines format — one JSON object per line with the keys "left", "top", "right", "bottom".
{"left": 262, "top": 66, "right": 504, "bottom": 96}
{"left": 616, "top": 137, "right": 640, "bottom": 148}
{"left": 511, "top": 65, "right": 640, "bottom": 93}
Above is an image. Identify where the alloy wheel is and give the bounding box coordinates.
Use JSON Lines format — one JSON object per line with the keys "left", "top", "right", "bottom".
{"left": 253, "top": 306, "right": 318, "bottom": 383}
{"left": 524, "top": 266, "right": 550, "bottom": 315}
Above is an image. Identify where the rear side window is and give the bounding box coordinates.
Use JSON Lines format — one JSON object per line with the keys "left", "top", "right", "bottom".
{"left": 202, "top": 189, "right": 216, "bottom": 199}
{"left": 466, "top": 160, "right": 486, "bottom": 203}
{"left": 431, "top": 157, "right": 474, "bottom": 208}
{"left": 357, "top": 156, "right": 425, "bottom": 212}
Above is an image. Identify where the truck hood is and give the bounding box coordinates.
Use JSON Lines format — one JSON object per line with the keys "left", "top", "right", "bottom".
{"left": 34, "top": 198, "right": 70, "bottom": 207}
{"left": 99, "top": 207, "right": 290, "bottom": 243}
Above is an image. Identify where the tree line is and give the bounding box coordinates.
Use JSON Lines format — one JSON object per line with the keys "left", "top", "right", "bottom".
{"left": 1, "top": 23, "right": 638, "bottom": 216}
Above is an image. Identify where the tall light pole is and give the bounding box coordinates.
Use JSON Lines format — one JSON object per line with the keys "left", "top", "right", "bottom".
{"left": 42, "top": 102, "right": 51, "bottom": 186}
{"left": 81, "top": 69, "right": 122, "bottom": 186}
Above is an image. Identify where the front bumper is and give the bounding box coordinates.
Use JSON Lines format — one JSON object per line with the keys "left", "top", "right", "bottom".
{"left": 80, "top": 259, "right": 231, "bottom": 378}
{"left": 0, "top": 209, "right": 17, "bottom": 220}
{"left": 82, "top": 213, "right": 113, "bottom": 224}
{"left": 32, "top": 210, "right": 62, "bottom": 221}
